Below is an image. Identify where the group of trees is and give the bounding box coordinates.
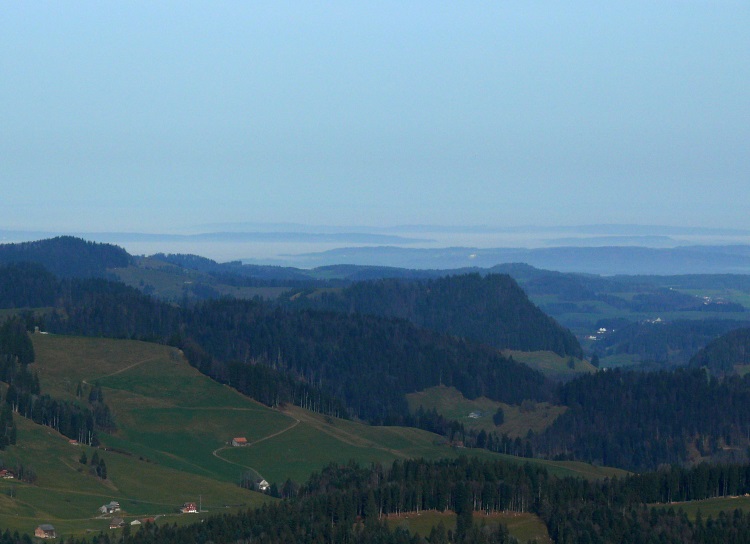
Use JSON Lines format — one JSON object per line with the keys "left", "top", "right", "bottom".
{"left": 0, "top": 315, "right": 115, "bottom": 448}
{"left": 87, "top": 450, "right": 107, "bottom": 480}
{"left": 0, "top": 318, "right": 32, "bottom": 450}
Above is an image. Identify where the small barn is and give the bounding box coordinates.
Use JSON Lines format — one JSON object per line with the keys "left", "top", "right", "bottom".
{"left": 35, "top": 524, "right": 56, "bottom": 539}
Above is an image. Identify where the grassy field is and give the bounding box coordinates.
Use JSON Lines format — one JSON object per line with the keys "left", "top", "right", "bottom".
{"left": 1, "top": 333, "right": 629, "bottom": 537}
{"left": 384, "top": 509, "right": 551, "bottom": 543}
{"left": 32, "top": 335, "right": 623, "bottom": 483}
{"left": 651, "top": 496, "right": 750, "bottom": 521}
{"left": 406, "top": 385, "right": 566, "bottom": 438}
{"left": 0, "top": 416, "right": 265, "bottom": 538}
{"left": 111, "top": 261, "right": 288, "bottom": 301}
{"left": 503, "top": 350, "right": 597, "bottom": 380}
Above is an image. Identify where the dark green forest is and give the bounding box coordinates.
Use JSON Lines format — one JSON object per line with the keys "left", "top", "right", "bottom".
{"left": 690, "top": 327, "right": 750, "bottom": 373}
{"left": 284, "top": 274, "right": 582, "bottom": 357}
{"left": 0, "top": 237, "right": 131, "bottom": 278}
{"left": 535, "top": 368, "right": 750, "bottom": 470}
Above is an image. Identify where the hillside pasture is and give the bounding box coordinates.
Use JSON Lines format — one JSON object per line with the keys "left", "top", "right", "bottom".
{"left": 406, "top": 385, "right": 566, "bottom": 438}
{"left": 0, "top": 417, "right": 266, "bottom": 537}
{"left": 502, "top": 350, "right": 596, "bottom": 380}
{"left": 8, "top": 334, "right": 629, "bottom": 537}
{"left": 653, "top": 496, "right": 750, "bottom": 521}
{"left": 384, "top": 509, "right": 551, "bottom": 543}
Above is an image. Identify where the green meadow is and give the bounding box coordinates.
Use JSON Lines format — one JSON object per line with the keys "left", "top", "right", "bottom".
{"left": 384, "top": 510, "right": 551, "bottom": 544}
{"left": 0, "top": 334, "right": 628, "bottom": 537}
{"left": 652, "top": 496, "right": 750, "bottom": 521}
{"left": 406, "top": 385, "right": 567, "bottom": 438}
{"left": 503, "top": 350, "right": 597, "bottom": 380}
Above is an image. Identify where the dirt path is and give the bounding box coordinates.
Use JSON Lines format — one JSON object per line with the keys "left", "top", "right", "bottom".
{"left": 211, "top": 416, "right": 301, "bottom": 481}
{"left": 283, "top": 407, "right": 410, "bottom": 458}
{"left": 247, "top": 417, "right": 301, "bottom": 446}
{"left": 81, "top": 355, "right": 164, "bottom": 387}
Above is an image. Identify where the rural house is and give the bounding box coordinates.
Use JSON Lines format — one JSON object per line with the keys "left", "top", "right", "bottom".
{"left": 34, "top": 524, "right": 56, "bottom": 539}
{"left": 99, "top": 501, "right": 121, "bottom": 514}
{"left": 232, "top": 437, "right": 248, "bottom": 447}
{"left": 181, "top": 502, "right": 198, "bottom": 513}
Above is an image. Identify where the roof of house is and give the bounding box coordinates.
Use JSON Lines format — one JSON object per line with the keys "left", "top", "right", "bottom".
{"left": 233, "top": 437, "right": 247, "bottom": 442}
{"left": 38, "top": 524, "right": 55, "bottom": 531}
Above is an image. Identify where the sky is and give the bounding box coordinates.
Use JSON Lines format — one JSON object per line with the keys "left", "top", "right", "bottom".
{"left": 2, "top": 2, "right": 749, "bottom": 235}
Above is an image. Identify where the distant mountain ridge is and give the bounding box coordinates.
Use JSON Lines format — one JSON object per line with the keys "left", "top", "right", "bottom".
{"left": 281, "top": 245, "right": 750, "bottom": 275}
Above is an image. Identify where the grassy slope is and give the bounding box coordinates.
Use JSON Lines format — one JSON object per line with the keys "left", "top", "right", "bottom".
{"left": 503, "top": 350, "right": 597, "bottom": 380}
{"left": 32, "top": 335, "right": 624, "bottom": 482}
{"left": 110, "top": 261, "right": 287, "bottom": 301}
{"left": 385, "top": 510, "right": 551, "bottom": 544}
{"left": 648, "top": 496, "right": 750, "bottom": 521}
{"left": 406, "top": 385, "right": 567, "bottom": 438}
{"left": 0, "top": 417, "right": 264, "bottom": 538}
{"left": 6, "top": 334, "right": 626, "bottom": 538}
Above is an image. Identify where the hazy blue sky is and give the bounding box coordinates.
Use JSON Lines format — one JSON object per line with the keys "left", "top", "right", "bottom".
{"left": 2, "top": 2, "right": 749, "bottom": 233}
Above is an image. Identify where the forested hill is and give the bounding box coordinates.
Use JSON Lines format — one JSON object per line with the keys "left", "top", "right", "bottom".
{"left": 689, "top": 326, "right": 750, "bottom": 374}
{"left": 20, "top": 274, "right": 550, "bottom": 423}
{"left": 535, "top": 368, "right": 750, "bottom": 470}
{"left": 284, "top": 273, "right": 582, "bottom": 358}
{"left": 0, "top": 236, "right": 131, "bottom": 278}
{"left": 151, "top": 253, "right": 315, "bottom": 282}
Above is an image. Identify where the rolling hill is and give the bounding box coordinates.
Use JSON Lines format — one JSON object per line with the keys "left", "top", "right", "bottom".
{"left": 283, "top": 274, "right": 582, "bottom": 357}
{"left": 689, "top": 326, "right": 750, "bottom": 374}
{"left": 0, "top": 333, "right": 628, "bottom": 538}
{"left": 0, "top": 237, "right": 131, "bottom": 278}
